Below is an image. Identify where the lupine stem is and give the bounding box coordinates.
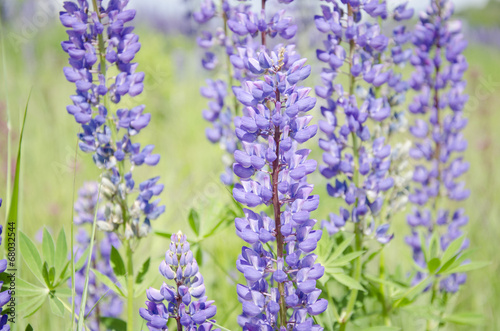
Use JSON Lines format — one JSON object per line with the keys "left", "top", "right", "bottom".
{"left": 379, "top": 250, "right": 391, "bottom": 326}
{"left": 272, "top": 89, "right": 287, "bottom": 328}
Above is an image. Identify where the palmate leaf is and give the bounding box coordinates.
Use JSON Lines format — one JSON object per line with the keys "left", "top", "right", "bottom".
{"left": 17, "top": 293, "right": 47, "bottom": 317}
{"left": 188, "top": 208, "right": 201, "bottom": 237}
{"left": 331, "top": 273, "right": 365, "bottom": 292}
{"left": 92, "top": 268, "right": 126, "bottom": 297}
{"left": 49, "top": 294, "right": 65, "bottom": 317}
{"left": 16, "top": 277, "right": 48, "bottom": 297}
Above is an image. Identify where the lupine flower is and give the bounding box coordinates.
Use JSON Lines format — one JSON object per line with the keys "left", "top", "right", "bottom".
{"left": 60, "top": 0, "right": 164, "bottom": 237}
{"left": 405, "top": 0, "right": 469, "bottom": 293}
{"left": 0, "top": 224, "right": 11, "bottom": 331}
{"left": 315, "top": 1, "right": 413, "bottom": 241}
{"left": 140, "top": 232, "right": 219, "bottom": 331}
{"left": 70, "top": 182, "right": 123, "bottom": 331}
{"left": 231, "top": 42, "right": 327, "bottom": 329}
{"left": 195, "top": 0, "right": 299, "bottom": 185}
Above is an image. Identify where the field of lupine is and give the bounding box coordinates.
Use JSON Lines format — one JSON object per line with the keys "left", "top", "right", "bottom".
{"left": 1, "top": 0, "right": 500, "bottom": 330}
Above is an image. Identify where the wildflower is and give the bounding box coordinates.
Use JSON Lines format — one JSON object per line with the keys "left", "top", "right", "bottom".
{"left": 140, "top": 232, "right": 218, "bottom": 331}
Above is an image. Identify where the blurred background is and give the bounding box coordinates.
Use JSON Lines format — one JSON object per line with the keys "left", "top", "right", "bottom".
{"left": 0, "top": 0, "right": 499, "bottom": 330}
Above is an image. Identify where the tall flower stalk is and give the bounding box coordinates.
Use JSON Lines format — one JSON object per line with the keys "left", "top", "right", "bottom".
{"left": 405, "top": 1, "right": 469, "bottom": 327}
{"left": 59, "top": 1, "right": 165, "bottom": 329}
{"left": 315, "top": 0, "right": 414, "bottom": 327}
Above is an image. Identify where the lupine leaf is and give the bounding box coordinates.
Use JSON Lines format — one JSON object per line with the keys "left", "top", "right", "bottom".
{"left": 92, "top": 268, "right": 125, "bottom": 297}
{"left": 329, "top": 234, "right": 354, "bottom": 261}
{"left": 42, "top": 228, "right": 55, "bottom": 268}
{"left": 19, "top": 231, "right": 44, "bottom": 283}
{"left": 55, "top": 229, "right": 68, "bottom": 278}
{"left": 154, "top": 231, "right": 173, "bottom": 239}
{"left": 135, "top": 257, "right": 151, "bottom": 284}
{"left": 25, "top": 325, "right": 34, "bottom": 331}
{"left": 364, "top": 274, "right": 408, "bottom": 291}
{"left": 327, "top": 250, "right": 366, "bottom": 267}
{"left": 331, "top": 273, "right": 365, "bottom": 291}
{"left": 444, "top": 312, "right": 484, "bottom": 325}
{"left": 188, "top": 208, "right": 201, "bottom": 237}
{"left": 16, "top": 277, "right": 48, "bottom": 297}
{"left": 49, "top": 295, "right": 65, "bottom": 317}
{"left": 17, "top": 293, "right": 46, "bottom": 317}
{"left": 427, "top": 257, "right": 441, "bottom": 274}
{"left": 441, "top": 261, "right": 490, "bottom": 275}
{"left": 441, "top": 236, "right": 465, "bottom": 265}
{"left": 100, "top": 317, "right": 127, "bottom": 330}
{"left": 110, "top": 246, "right": 126, "bottom": 277}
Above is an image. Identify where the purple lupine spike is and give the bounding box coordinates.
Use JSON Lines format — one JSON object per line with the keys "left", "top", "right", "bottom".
{"left": 70, "top": 183, "right": 123, "bottom": 331}
{"left": 406, "top": 0, "right": 470, "bottom": 293}
{"left": 316, "top": 0, "right": 414, "bottom": 243}
{"left": 195, "top": 0, "right": 299, "bottom": 186}
{"left": 60, "top": 0, "right": 164, "bottom": 237}
{"left": 232, "top": 43, "right": 327, "bottom": 329}
{"left": 140, "top": 232, "right": 219, "bottom": 331}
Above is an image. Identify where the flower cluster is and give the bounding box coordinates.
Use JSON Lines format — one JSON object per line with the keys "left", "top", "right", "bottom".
{"left": 194, "top": 0, "right": 299, "bottom": 185}
{"left": 71, "top": 182, "right": 123, "bottom": 331}
{"left": 405, "top": 0, "right": 469, "bottom": 293}
{"left": 231, "top": 44, "right": 327, "bottom": 329}
{"left": 60, "top": 0, "right": 164, "bottom": 237}
{"left": 0, "top": 220, "right": 11, "bottom": 331}
{"left": 140, "top": 232, "right": 218, "bottom": 331}
{"left": 315, "top": 1, "right": 414, "bottom": 241}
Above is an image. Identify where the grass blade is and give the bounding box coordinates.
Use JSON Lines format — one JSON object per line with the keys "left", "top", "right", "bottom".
{"left": 77, "top": 181, "right": 102, "bottom": 331}
{"left": 5, "top": 92, "right": 30, "bottom": 254}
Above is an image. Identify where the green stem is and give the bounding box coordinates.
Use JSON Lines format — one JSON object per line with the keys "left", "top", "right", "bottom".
{"left": 126, "top": 239, "right": 135, "bottom": 331}
{"left": 379, "top": 250, "right": 391, "bottom": 326}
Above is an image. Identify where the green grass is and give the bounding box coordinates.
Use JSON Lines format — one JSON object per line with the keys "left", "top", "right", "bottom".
{"left": 1, "top": 21, "right": 500, "bottom": 330}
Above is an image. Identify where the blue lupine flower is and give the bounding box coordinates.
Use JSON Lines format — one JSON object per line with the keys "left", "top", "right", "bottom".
{"left": 316, "top": 0, "right": 414, "bottom": 241}
{"left": 60, "top": 0, "right": 165, "bottom": 237}
{"left": 406, "top": 0, "right": 470, "bottom": 293}
{"left": 231, "top": 43, "right": 327, "bottom": 329}
{"left": 140, "top": 232, "right": 219, "bottom": 331}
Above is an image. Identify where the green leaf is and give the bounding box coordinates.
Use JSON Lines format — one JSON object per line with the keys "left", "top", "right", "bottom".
{"left": 42, "top": 262, "right": 51, "bottom": 287}
{"left": 55, "top": 228, "right": 68, "bottom": 278}
{"left": 394, "top": 276, "right": 432, "bottom": 307}
{"left": 441, "top": 236, "right": 465, "bottom": 265}
{"left": 326, "top": 251, "right": 365, "bottom": 268}
{"left": 75, "top": 246, "right": 90, "bottom": 272}
{"left": 428, "top": 257, "right": 441, "bottom": 274}
{"left": 364, "top": 274, "right": 408, "bottom": 291}
{"left": 135, "top": 257, "right": 151, "bottom": 284}
{"left": 25, "top": 325, "right": 34, "bottom": 331}
{"left": 49, "top": 295, "right": 65, "bottom": 317}
{"left": 361, "top": 327, "right": 401, "bottom": 331}
{"left": 42, "top": 227, "right": 55, "bottom": 268}
{"left": 418, "top": 231, "right": 429, "bottom": 264}
{"left": 4, "top": 93, "right": 29, "bottom": 254}
{"left": 19, "top": 231, "right": 44, "bottom": 283}
{"left": 329, "top": 234, "right": 355, "bottom": 261}
{"left": 196, "top": 245, "right": 203, "bottom": 266}
{"left": 100, "top": 317, "right": 127, "bottom": 331}
{"left": 134, "top": 272, "right": 160, "bottom": 298}
{"left": 444, "top": 312, "right": 484, "bottom": 325}
{"left": 154, "top": 231, "right": 173, "bottom": 239}
{"left": 202, "top": 211, "right": 234, "bottom": 239}
{"left": 110, "top": 246, "right": 126, "bottom": 278}
{"left": 93, "top": 268, "right": 125, "bottom": 297}
{"left": 17, "top": 293, "right": 46, "bottom": 317}
{"left": 442, "top": 261, "right": 490, "bottom": 275}
{"left": 331, "top": 273, "right": 365, "bottom": 291}
{"left": 188, "top": 208, "right": 201, "bottom": 237}
{"left": 16, "top": 277, "right": 48, "bottom": 297}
